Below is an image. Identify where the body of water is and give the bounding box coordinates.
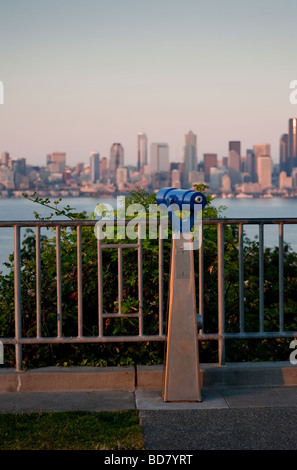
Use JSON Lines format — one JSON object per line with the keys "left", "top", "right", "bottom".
{"left": 0, "top": 196, "right": 297, "bottom": 271}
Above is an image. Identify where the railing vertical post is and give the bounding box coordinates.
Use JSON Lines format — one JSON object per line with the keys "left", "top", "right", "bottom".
{"left": 138, "top": 226, "right": 144, "bottom": 336}
{"left": 36, "top": 225, "right": 42, "bottom": 338}
{"left": 97, "top": 236, "right": 103, "bottom": 337}
{"left": 279, "top": 223, "right": 284, "bottom": 332}
{"left": 77, "top": 225, "right": 83, "bottom": 337}
{"left": 118, "top": 247, "right": 123, "bottom": 315}
{"left": 239, "top": 223, "right": 245, "bottom": 333}
{"left": 158, "top": 224, "right": 164, "bottom": 336}
{"left": 14, "top": 225, "right": 22, "bottom": 371}
{"left": 259, "top": 223, "right": 264, "bottom": 332}
{"left": 199, "top": 224, "right": 204, "bottom": 331}
{"left": 56, "top": 226, "right": 62, "bottom": 338}
{"left": 218, "top": 223, "right": 225, "bottom": 365}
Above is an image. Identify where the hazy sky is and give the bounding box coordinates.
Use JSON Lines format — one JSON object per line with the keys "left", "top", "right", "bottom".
{"left": 0, "top": 0, "right": 297, "bottom": 167}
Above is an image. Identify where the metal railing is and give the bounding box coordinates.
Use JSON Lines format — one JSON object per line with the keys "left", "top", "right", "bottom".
{"left": 1, "top": 217, "right": 297, "bottom": 370}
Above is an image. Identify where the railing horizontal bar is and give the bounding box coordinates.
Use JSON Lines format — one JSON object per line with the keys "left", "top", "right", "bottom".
{"left": 102, "top": 243, "right": 139, "bottom": 249}
{"left": 102, "top": 313, "right": 140, "bottom": 318}
{"left": 1, "top": 217, "right": 297, "bottom": 228}
{"left": 225, "top": 331, "right": 297, "bottom": 339}
{"left": 3, "top": 330, "right": 297, "bottom": 345}
{"left": 202, "top": 218, "right": 297, "bottom": 225}
{"left": 12, "top": 335, "right": 166, "bottom": 344}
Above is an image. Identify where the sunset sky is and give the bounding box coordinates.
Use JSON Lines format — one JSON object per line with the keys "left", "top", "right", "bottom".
{"left": 0, "top": 0, "right": 297, "bottom": 166}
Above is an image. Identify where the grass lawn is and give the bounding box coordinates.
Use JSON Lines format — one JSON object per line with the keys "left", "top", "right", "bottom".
{"left": 0, "top": 410, "right": 145, "bottom": 450}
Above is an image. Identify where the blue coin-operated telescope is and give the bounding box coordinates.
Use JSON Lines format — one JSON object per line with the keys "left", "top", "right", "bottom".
{"left": 156, "top": 187, "right": 206, "bottom": 233}
{"left": 156, "top": 188, "right": 206, "bottom": 403}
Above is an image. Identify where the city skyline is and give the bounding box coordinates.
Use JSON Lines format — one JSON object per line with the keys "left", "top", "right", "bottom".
{"left": 0, "top": 0, "right": 297, "bottom": 167}
{"left": 1, "top": 116, "right": 297, "bottom": 197}
{"left": 1, "top": 117, "right": 296, "bottom": 170}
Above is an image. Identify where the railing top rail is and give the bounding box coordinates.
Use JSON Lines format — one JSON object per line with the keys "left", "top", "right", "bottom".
{"left": 0, "top": 217, "right": 297, "bottom": 228}
{"left": 202, "top": 217, "right": 297, "bottom": 225}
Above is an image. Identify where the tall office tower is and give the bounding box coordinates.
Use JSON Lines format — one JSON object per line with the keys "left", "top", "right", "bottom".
{"left": 1, "top": 152, "right": 9, "bottom": 166}
{"left": 253, "top": 143, "right": 270, "bottom": 163}
{"left": 221, "top": 173, "right": 231, "bottom": 192}
{"left": 228, "top": 149, "right": 242, "bottom": 187}
{"left": 222, "top": 156, "right": 228, "bottom": 168}
{"left": 229, "top": 141, "right": 241, "bottom": 157}
{"left": 171, "top": 169, "right": 181, "bottom": 188}
{"left": 183, "top": 131, "right": 197, "bottom": 185}
{"left": 245, "top": 149, "right": 256, "bottom": 182}
{"left": 116, "top": 167, "right": 128, "bottom": 187}
{"left": 203, "top": 153, "right": 217, "bottom": 182}
{"left": 257, "top": 155, "right": 272, "bottom": 189}
{"left": 137, "top": 132, "right": 147, "bottom": 171}
{"left": 288, "top": 118, "right": 297, "bottom": 174}
{"left": 89, "top": 151, "right": 100, "bottom": 184}
{"left": 279, "top": 134, "right": 288, "bottom": 174}
{"left": 228, "top": 150, "right": 241, "bottom": 172}
{"left": 109, "top": 143, "right": 124, "bottom": 180}
{"left": 253, "top": 143, "right": 270, "bottom": 180}
{"left": 46, "top": 152, "right": 66, "bottom": 173}
{"left": 150, "top": 143, "right": 169, "bottom": 174}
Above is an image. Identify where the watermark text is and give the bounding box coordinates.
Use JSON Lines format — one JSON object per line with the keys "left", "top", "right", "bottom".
{"left": 289, "top": 80, "right": 297, "bottom": 104}
{"left": 93, "top": 196, "right": 203, "bottom": 250}
{"left": 289, "top": 340, "right": 297, "bottom": 364}
{"left": 0, "top": 81, "right": 3, "bottom": 104}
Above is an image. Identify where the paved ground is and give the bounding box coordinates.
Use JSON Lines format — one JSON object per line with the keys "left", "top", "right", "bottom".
{"left": 0, "top": 386, "right": 296, "bottom": 450}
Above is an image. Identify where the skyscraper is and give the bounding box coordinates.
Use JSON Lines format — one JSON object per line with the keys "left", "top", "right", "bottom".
{"left": 279, "top": 134, "right": 288, "bottom": 174}
{"left": 203, "top": 153, "right": 217, "bottom": 182}
{"left": 228, "top": 150, "right": 241, "bottom": 172}
{"left": 288, "top": 118, "right": 297, "bottom": 173}
{"left": 46, "top": 152, "right": 66, "bottom": 173}
{"left": 229, "top": 141, "right": 241, "bottom": 157}
{"left": 257, "top": 156, "right": 272, "bottom": 189}
{"left": 253, "top": 143, "right": 271, "bottom": 163}
{"left": 246, "top": 149, "right": 256, "bottom": 182}
{"left": 1, "top": 152, "right": 9, "bottom": 166}
{"left": 183, "top": 131, "right": 197, "bottom": 182}
{"left": 150, "top": 143, "right": 169, "bottom": 174}
{"left": 109, "top": 143, "right": 124, "bottom": 180}
{"left": 253, "top": 143, "right": 270, "bottom": 183}
{"left": 89, "top": 151, "right": 100, "bottom": 184}
{"left": 137, "top": 132, "right": 147, "bottom": 171}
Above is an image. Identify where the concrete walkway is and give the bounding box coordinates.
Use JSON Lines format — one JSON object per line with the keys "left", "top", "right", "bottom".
{"left": 0, "top": 362, "right": 297, "bottom": 450}
{"left": 0, "top": 386, "right": 296, "bottom": 450}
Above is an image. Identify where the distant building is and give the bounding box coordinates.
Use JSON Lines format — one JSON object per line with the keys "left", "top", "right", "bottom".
{"left": 109, "top": 143, "right": 124, "bottom": 180}
{"left": 228, "top": 150, "right": 241, "bottom": 172}
{"left": 183, "top": 130, "right": 197, "bottom": 185}
{"left": 245, "top": 149, "right": 256, "bottom": 182}
{"left": 210, "top": 167, "right": 224, "bottom": 190}
{"left": 279, "top": 134, "right": 288, "bottom": 174}
{"left": 116, "top": 167, "right": 128, "bottom": 188}
{"left": 288, "top": 118, "right": 297, "bottom": 174}
{"left": 171, "top": 169, "right": 181, "bottom": 188}
{"left": 89, "top": 151, "right": 100, "bottom": 184}
{"left": 253, "top": 143, "right": 270, "bottom": 165}
{"left": 137, "top": 132, "right": 147, "bottom": 171}
{"left": 257, "top": 155, "right": 272, "bottom": 189}
{"left": 221, "top": 173, "right": 231, "bottom": 192}
{"left": 279, "top": 170, "right": 292, "bottom": 189}
{"left": 150, "top": 143, "right": 169, "bottom": 174}
{"left": 188, "top": 170, "right": 204, "bottom": 186}
{"left": 228, "top": 150, "right": 242, "bottom": 187}
{"left": 1, "top": 152, "right": 9, "bottom": 166}
{"left": 203, "top": 153, "right": 217, "bottom": 182}
{"left": 229, "top": 141, "right": 241, "bottom": 157}
{"left": 47, "top": 152, "right": 66, "bottom": 173}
